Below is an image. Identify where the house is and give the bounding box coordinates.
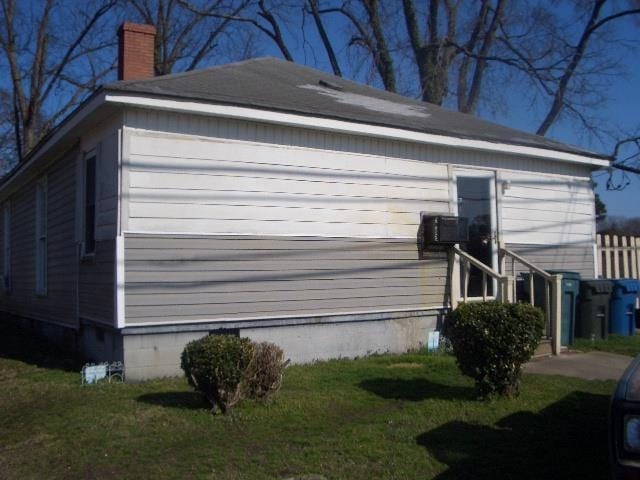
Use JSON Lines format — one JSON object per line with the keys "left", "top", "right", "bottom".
{"left": 0, "top": 23, "right": 609, "bottom": 380}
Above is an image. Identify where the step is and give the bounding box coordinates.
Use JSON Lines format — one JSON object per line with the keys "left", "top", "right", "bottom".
{"left": 533, "top": 339, "right": 553, "bottom": 358}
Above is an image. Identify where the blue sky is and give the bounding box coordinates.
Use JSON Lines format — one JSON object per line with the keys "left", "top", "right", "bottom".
{"left": 8, "top": 1, "right": 638, "bottom": 218}
{"left": 250, "top": 3, "right": 640, "bottom": 219}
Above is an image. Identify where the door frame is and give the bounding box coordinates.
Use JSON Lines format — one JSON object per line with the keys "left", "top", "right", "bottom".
{"left": 451, "top": 167, "right": 500, "bottom": 301}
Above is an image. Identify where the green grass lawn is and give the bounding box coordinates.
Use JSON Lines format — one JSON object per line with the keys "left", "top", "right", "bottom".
{"left": 573, "top": 333, "right": 640, "bottom": 357}
{"left": 0, "top": 323, "right": 617, "bottom": 480}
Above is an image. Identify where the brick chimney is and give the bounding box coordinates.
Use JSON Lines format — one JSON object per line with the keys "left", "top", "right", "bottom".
{"left": 118, "top": 22, "right": 156, "bottom": 81}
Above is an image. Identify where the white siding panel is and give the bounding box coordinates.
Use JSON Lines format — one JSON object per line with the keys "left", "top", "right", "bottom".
{"left": 503, "top": 185, "right": 593, "bottom": 203}
{"left": 125, "top": 109, "right": 594, "bottom": 178}
{"left": 129, "top": 134, "right": 450, "bottom": 180}
{"left": 123, "top": 110, "right": 596, "bottom": 244}
{"left": 501, "top": 217, "right": 593, "bottom": 237}
{"left": 128, "top": 171, "right": 447, "bottom": 202}
{"left": 126, "top": 130, "right": 450, "bottom": 237}
{"left": 130, "top": 202, "right": 421, "bottom": 226}
{"left": 129, "top": 218, "right": 426, "bottom": 237}
{"left": 127, "top": 188, "right": 438, "bottom": 212}
{"left": 500, "top": 170, "right": 595, "bottom": 246}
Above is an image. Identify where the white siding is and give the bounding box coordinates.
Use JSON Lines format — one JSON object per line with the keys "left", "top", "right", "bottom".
{"left": 125, "top": 108, "right": 594, "bottom": 177}
{"left": 123, "top": 109, "right": 596, "bottom": 247}
{"left": 124, "top": 130, "right": 450, "bottom": 238}
{"left": 499, "top": 171, "right": 595, "bottom": 246}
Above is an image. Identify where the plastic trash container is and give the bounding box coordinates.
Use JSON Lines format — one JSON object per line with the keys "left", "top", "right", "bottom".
{"left": 548, "top": 270, "right": 581, "bottom": 346}
{"left": 576, "top": 279, "right": 613, "bottom": 340}
{"left": 610, "top": 279, "right": 640, "bottom": 336}
{"left": 521, "top": 271, "right": 581, "bottom": 346}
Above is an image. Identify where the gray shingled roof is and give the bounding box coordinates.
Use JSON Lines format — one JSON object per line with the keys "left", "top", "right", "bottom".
{"left": 105, "top": 57, "right": 607, "bottom": 160}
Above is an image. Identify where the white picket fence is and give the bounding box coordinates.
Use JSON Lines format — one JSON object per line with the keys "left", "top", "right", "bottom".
{"left": 597, "top": 234, "right": 640, "bottom": 280}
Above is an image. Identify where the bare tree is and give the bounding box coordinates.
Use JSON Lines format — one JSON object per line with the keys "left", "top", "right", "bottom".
{"left": 1, "top": 0, "right": 638, "bottom": 182}
{"left": 314, "top": 0, "right": 508, "bottom": 107}
{"left": 0, "top": 0, "right": 116, "bottom": 164}
{"left": 178, "top": 0, "right": 296, "bottom": 62}
{"left": 315, "top": 0, "right": 397, "bottom": 92}
{"left": 128, "top": 0, "right": 253, "bottom": 75}
{"left": 305, "top": 0, "right": 341, "bottom": 76}
{"left": 533, "top": 1, "right": 640, "bottom": 136}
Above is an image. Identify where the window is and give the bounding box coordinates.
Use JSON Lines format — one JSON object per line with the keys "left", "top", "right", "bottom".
{"left": 84, "top": 155, "right": 96, "bottom": 255}
{"left": 35, "top": 177, "right": 47, "bottom": 295}
{"left": 3, "top": 202, "right": 10, "bottom": 292}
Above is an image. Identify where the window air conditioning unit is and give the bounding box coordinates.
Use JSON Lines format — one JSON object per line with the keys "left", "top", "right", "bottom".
{"left": 420, "top": 215, "right": 468, "bottom": 246}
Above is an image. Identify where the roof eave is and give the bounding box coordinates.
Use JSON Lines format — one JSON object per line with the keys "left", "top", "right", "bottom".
{"left": 105, "top": 91, "right": 611, "bottom": 168}
{"left": 0, "top": 90, "right": 108, "bottom": 195}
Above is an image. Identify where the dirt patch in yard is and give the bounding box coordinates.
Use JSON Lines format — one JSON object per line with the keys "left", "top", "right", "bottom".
{"left": 387, "top": 362, "right": 423, "bottom": 369}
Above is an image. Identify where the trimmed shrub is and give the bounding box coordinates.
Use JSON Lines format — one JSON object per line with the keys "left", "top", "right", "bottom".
{"left": 181, "top": 335, "right": 254, "bottom": 413}
{"left": 443, "top": 301, "right": 545, "bottom": 399}
{"left": 243, "top": 341, "right": 289, "bottom": 402}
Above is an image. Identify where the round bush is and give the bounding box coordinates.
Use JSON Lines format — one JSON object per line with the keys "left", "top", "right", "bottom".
{"left": 243, "top": 341, "right": 289, "bottom": 402}
{"left": 181, "top": 335, "right": 254, "bottom": 413}
{"left": 443, "top": 301, "right": 545, "bottom": 399}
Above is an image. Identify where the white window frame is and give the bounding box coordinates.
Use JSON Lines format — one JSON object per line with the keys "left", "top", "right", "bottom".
{"left": 35, "top": 176, "right": 47, "bottom": 295}
{"left": 82, "top": 152, "right": 97, "bottom": 257}
{"left": 3, "top": 201, "right": 10, "bottom": 292}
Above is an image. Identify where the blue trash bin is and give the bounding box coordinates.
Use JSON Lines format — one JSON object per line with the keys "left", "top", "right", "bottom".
{"left": 610, "top": 279, "right": 640, "bottom": 336}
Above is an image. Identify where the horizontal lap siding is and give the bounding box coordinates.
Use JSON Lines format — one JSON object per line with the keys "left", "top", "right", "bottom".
{"left": 505, "top": 243, "right": 595, "bottom": 279}
{"left": 0, "top": 151, "right": 77, "bottom": 326}
{"left": 126, "top": 109, "right": 592, "bottom": 178}
{"left": 96, "top": 132, "right": 119, "bottom": 240}
{"left": 79, "top": 239, "right": 115, "bottom": 324}
{"left": 125, "top": 132, "right": 450, "bottom": 238}
{"left": 77, "top": 130, "right": 119, "bottom": 325}
{"left": 500, "top": 171, "right": 595, "bottom": 246}
{"left": 121, "top": 111, "right": 596, "bottom": 326}
{"left": 124, "top": 235, "right": 448, "bottom": 325}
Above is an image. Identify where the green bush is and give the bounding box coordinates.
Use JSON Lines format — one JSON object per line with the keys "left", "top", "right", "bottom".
{"left": 443, "top": 301, "right": 544, "bottom": 399}
{"left": 181, "top": 336, "right": 289, "bottom": 413}
{"left": 181, "top": 335, "right": 254, "bottom": 413}
{"left": 243, "top": 342, "right": 289, "bottom": 402}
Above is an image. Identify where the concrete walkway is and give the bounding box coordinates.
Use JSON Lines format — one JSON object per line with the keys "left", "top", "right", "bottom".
{"left": 523, "top": 351, "right": 634, "bottom": 381}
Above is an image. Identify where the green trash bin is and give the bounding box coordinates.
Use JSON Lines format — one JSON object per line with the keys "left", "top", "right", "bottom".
{"left": 522, "top": 270, "right": 581, "bottom": 346}
{"left": 548, "top": 270, "right": 581, "bottom": 346}
{"left": 577, "top": 279, "right": 613, "bottom": 340}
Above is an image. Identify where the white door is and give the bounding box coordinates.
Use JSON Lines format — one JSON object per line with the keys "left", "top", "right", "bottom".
{"left": 454, "top": 168, "right": 498, "bottom": 298}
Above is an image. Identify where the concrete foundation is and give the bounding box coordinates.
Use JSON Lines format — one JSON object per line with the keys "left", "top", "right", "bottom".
{"left": 242, "top": 313, "right": 439, "bottom": 364}
{"left": 81, "top": 323, "right": 123, "bottom": 364}
{"left": 3, "top": 309, "right": 443, "bottom": 381}
{"left": 123, "top": 331, "right": 208, "bottom": 380}
{"left": 121, "top": 309, "right": 442, "bottom": 381}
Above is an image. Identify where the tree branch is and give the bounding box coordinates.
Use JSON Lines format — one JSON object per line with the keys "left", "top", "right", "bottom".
{"left": 306, "top": 0, "right": 341, "bottom": 76}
